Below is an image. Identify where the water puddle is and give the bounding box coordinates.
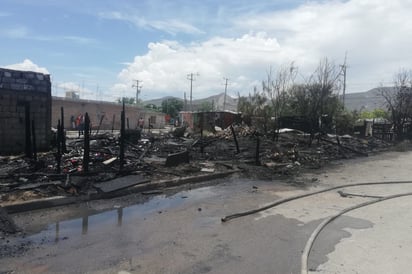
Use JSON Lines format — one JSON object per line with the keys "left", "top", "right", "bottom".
{"left": 17, "top": 186, "right": 219, "bottom": 245}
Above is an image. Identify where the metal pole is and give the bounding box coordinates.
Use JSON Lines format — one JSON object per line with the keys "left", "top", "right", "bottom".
{"left": 190, "top": 73, "right": 193, "bottom": 111}
{"left": 223, "top": 78, "right": 228, "bottom": 111}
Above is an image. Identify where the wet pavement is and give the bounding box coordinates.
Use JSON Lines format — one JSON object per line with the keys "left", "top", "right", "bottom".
{"left": 1, "top": 150, "right": 412, "bottom": 273}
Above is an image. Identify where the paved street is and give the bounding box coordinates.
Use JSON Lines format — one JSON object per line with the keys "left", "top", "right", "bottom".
{"left": 1, "top": 150, "right": 412, "bottom": 274}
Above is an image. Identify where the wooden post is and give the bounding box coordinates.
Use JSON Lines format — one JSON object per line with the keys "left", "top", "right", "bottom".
{"left": 31, "top": 119, "right": 37, "bottom": 161}
{"left": 24, "top": 103, "right": 32, "bottom": 158}
{"left": 119, "top": 103, "right": 125, "bottom": 172}
{"left": 56, "top": 120, "right": 61, "bottom": 174}
{"left": 96, "top": 114, "right": 105, "bottom": 135}
{"left": 230, "top": 125, "right": 240, "bottom": 154}
{"left": 200, "top": 113, "right": 204, "bottom": 154}
{"left": 111, "top": 114, "right": 116, "bottom": 133}
{"left": 83, "top": 112, "right": 90, "bottom": 173}
{"left": 60, "top": 107, "right": 67, "bottom": 153}
{"left": 255, "top": 135, "right": 260, "bottom": 165}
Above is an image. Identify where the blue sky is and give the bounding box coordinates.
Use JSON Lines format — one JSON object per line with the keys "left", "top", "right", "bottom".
{"left": 1, "top": 0, "right": 412, "bottom": 101}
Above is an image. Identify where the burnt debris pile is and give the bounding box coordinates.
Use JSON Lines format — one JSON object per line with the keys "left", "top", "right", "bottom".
{"left": 0, "top": 122, "right": 392, "bottom": 206}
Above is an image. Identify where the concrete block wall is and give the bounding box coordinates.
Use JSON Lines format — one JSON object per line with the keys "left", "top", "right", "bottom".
{"left": 0, "top": 68, "right": 51, "bottom": 155}
{"left": 52, "top": 97, "right": 166, "bottom": 131}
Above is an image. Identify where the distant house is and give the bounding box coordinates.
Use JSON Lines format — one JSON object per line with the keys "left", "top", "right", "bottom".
{"left": 52, "top": 97, "right": 166, "bottom": 130}
{"left": 0, "top": 68, "right": 52, "bottom": 155}
{"left": 354, "top": 118, "right": 393, "bottom": 140}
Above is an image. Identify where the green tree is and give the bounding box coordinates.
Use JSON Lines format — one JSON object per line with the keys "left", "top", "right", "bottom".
{"left": 145, "top": 104, "right": 159, "bottom": 111}
{"left": 237, "top": 89, "right": 272, "bottom": 132}
{"left": 335, "top": 110, "right": 357, "bottom": 135}
{"left": 289, "top": 58, "right": 344, "bottom": 141}
{"left": 263, "top": 63, "right": 296, "bottom": 139}
{"left": 161, "top": 98, "right": 184, "bottom": 117}
{"left": 372, "top": 109, "right": 389, "bottom": 119}
{"left": 359, "top": 109, "right": 389, "bottom": 119}
{"left": 380, "top": 70, "right": 412, "bottom": 140}
{"left": 117, "top": 97, "right": 135, "bottom": 104}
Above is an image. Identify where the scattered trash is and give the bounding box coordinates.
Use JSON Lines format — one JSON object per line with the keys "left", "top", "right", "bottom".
{"left": 103, "top": 157, "right": 117, "bottom": 165}
{"left": 200, "top": 168, "right": 215, "bottom": 173}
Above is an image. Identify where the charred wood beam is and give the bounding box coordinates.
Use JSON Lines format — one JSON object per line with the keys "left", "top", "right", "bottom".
{"left": 111, "top": 114, "right": 116, "bottom": 133}
{"left": 320, "top": 137, "right": 368, "bottom": 156}
{"left": 56, "top": 120, "right": 62, "bottom": 173}
{"left": 31, "top": 119, "right": 37, "bottom": 161}
{"left": 255, "top": 135, "right": 260, "bottom": 165}
{"left": 230, "top": 125, "right": 240, "bottom": 154}
{"left": 60, "top": 107, "right": 67, "bottom": 153}
{"left": 83, "top": 112, "right": 90, "bottom": 173}
{"left": 24, "top": 103, "right": 32, "bottom": 158}
{"left": 119, "top": 102, "right": 126, "bottom": 172}
{"left": 95, "top": 114, "right": 105, "bottom": 135}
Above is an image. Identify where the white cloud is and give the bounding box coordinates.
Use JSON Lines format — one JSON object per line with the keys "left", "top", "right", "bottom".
{"left": 115, "top": 33, "right": 286, "bottom": 99}
{"left": 99, "top": 11, "right": 203, "bottom": 35}
{"left": 232, "top": 0, "right": 412, "bottom": 90}
{"left": 0, "top": 26, "right": 97, "bottom": 45}
{"left": 4, "top": 59, "right": 49, "bottom": 74}
{"left": 56, "top": 82, "right": 97, "bottom": 100}
{"left": 113, "top": 0, "right": 412, "bottom": 99}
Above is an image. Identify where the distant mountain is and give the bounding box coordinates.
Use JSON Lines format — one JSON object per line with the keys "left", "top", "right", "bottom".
{"left": 143, "top": 92, "right": 238, "bottom": 112}
{"left": 143, "top": 96, "right": 181, "bottom": 107}
{"left": 344, "top": 87, "right": 394, "bottom": 111}
{"left": 143, "top": 87, "right": 394, "bottom": 113}
{"left": 193, "top": 92, "right": 238, "bottom": 111}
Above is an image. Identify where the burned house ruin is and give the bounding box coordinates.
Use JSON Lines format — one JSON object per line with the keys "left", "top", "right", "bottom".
{"left": 0, "top": 68, "right": 51, "bottom": 155}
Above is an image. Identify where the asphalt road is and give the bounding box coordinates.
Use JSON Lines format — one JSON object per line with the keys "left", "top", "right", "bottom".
{"left": 2, "top": 150, "right": 412, "bottom": 274}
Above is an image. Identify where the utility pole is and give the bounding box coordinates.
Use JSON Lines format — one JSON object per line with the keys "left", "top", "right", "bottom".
{"left": 184, "top": 92, "right": 187, "bottom": 111}
{"left": 223, "top": 77, "right": 229, "bottom": 111}
{"left": 132, "top": 80, "right": 142, "bottom": 105}
{"left": 187, "top": 73, "right": 198, "bottom": 111}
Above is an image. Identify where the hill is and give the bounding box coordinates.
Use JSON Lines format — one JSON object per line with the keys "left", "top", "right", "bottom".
{"left": 344, "top": 87, "right": 393, "bottom": 111}
{"left": 143, "top": 92, "right": 238, "bottom": 111}
{"left": 143, "top": 87, "right": 394, "bottom": 113}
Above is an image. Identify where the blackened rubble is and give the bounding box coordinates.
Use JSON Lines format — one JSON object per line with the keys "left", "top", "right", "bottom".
{"left": 0, "top": 122, "right": 392, "bottom": 211}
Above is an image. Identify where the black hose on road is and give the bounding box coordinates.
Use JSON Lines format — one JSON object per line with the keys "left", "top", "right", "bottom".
{"left": 301, "top": 192, "right": 412, "bottom": 274}
{"left": 221, "top": 180, "right": 412, "bottom": 222}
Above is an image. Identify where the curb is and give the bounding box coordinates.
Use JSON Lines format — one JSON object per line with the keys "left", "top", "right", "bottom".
{"left": 4, "top": 169, "right": 238, "bottom": 214}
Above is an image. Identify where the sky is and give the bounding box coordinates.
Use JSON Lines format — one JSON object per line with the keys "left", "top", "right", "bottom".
{"left": 1, "top": 0, "right": 412, "bottom": 102}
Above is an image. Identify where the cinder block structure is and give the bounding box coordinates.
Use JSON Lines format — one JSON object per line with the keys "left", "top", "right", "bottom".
{"left": 52, "top": 97, "right": 166, "bottom": 130}
{"left": 0, "top": 68, "right": 51, "bottom": 155}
